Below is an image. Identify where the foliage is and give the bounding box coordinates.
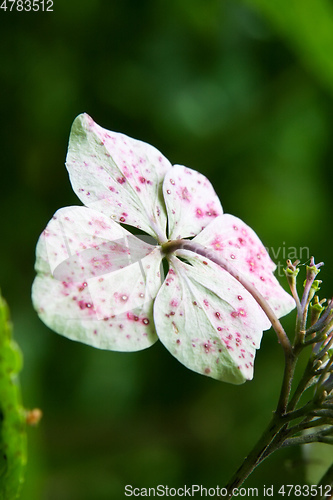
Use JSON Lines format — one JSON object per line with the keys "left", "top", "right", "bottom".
{"left": 244, "top": 0, "right": 333, "bottom": 93}
{"left": 0, "top": 293, "right": 26, "bottom": 499}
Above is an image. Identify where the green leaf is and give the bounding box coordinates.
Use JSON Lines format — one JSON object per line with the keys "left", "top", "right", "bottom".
{"left": 0, "top": 292, "right": 26, "bottom": 499}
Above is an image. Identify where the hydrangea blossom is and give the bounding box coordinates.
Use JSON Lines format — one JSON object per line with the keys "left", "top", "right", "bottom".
{"left": 32, "top": 113, "right": 295, "bottom": 384}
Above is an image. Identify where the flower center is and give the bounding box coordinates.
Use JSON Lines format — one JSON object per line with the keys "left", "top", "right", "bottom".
{"left": 161, "top": 239, "right": 184, "bottom": 255}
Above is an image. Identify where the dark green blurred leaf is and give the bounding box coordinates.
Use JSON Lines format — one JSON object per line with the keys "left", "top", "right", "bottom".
{"left": 243, "top": 0, "right": 333, "bottom": 93}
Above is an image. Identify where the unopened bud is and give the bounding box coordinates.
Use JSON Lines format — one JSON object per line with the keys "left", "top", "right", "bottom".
{"left": 284, "top": 260, "right": 300, "bottom": 290}
{"left": 303, "top": 280, "right": 322, "bottom": 303}
{"left": 310, "top": 296, "right": 326, "bottom": 326}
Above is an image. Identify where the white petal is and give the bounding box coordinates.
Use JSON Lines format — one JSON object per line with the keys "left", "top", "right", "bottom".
{"left": 37, "top": 206, "right": 155, "bottom": 278}
{"left": 66, "top": 113, "right": 171, "bottom": 241}
{"left": 154, "top": 254, "right": 270, "bottom": 384}
{"left": 162, "top": 164, "right": 223, "bottom": 239}
{"left": 32, "top": 206, "right": 163, "bottom": 351}
{"left": 192, "top": 214, "right": 295, "bottom": 318}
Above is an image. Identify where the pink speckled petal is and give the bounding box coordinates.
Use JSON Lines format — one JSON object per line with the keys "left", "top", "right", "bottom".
{"left": 154, "top": 253, "right": 270, "bottom": 384}
{"left": 162, "top": 165, "right": 223, "bottom": 239}
{"left": 192, "top": 214, "right": 295, "bottom": 319}
{"left": 66, "top": 113, "right": 171, "bottom": 242}
{"left": 32, "top": 206, "right": 163, "bottom": 351}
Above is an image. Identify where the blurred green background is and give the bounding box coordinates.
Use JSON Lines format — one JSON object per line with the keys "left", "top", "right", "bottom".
{"left": 1, "top": 0, "right": 333, "bottom": 498}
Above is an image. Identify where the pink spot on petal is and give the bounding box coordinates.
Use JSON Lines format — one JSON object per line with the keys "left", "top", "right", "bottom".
{"left": 211, "top": 236, "right": 223, "bottom": 250}
{"left": 127, "top": 312, "right": 139, "bottom": 321}
{"left": 203, "top": 342, "right": 212, "bottom": 353}
{"left": 181, "top": 187, "right": 191, "bottom": 202}
{"left": 206, "top": 208, "right": 218, "bottom": 217}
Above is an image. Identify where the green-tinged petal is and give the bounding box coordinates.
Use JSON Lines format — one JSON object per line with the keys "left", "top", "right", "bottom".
{"left": 162, "top": 164, "right": 223, "bottom": 240}
{"left": 192, "top": 214, "right": 295, "bottom": 318}
{"left": 32, "top": 206, "right": 163, "bottom": 351}
{"left": 0, "top": 293, "right": 26, "bottom": 499}
{"left": 154, "top": 254, "right": 270, "bottom": 384}
{"left": 66, "top": 113, "right": 171, "bottom": 241}
{"left": 36, "top": 205, "right": 155, "bottom": 279}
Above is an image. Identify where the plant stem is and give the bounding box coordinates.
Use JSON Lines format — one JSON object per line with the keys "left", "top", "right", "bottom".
{"left": 276, "top": 349, "right": 297, "bottom": 413}
{"left": 287, "top": 362, "right": 315, "bottom": 411}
